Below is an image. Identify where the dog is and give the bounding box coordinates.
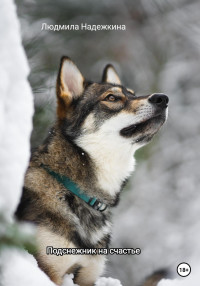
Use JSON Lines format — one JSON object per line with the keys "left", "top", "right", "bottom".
{"left": 16, "top": 56, "right": 168, "bottom": 286}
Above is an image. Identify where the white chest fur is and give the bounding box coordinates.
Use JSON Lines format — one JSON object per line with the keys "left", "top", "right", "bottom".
{"left": 76, "top": 113, "right": 138, "bottom": 196}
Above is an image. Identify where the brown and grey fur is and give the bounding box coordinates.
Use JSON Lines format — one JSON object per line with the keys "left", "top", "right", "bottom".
{"left": 16, "top": 56, "right": 168, "bottom": 286}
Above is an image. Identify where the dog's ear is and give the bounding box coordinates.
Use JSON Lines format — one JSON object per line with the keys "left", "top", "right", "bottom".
{"left": 102, "top": 64, "right": 121, "bottom": 85}
{"left": 56, "top": 56, "right": 84, "bottom": 119}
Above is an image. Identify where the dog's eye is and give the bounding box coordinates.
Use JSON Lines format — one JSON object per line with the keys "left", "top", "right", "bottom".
{"left": 105, "top": 94, "right": 118, "bottom": 102}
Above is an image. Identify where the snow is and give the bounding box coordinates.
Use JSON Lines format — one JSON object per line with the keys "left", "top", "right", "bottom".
{"left": 0, "top": 249, "right": 123, "bottom": 286}
{"left": 0, "top": 0, "right": 53, "bottom": 285}
{"left": 63, "top": 274, "right": 79, "bottom": 286}
{"left": 0, "top": 0, "right": 33, "bottom": 220}
{"left": 95, "top": 277, "right": 123, "bottom": 286}
{"left": 0, "top": 249, "right": 55, "bottom": 286}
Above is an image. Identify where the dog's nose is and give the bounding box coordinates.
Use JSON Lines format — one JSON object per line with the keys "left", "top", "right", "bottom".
{"left": 148, "top": 93, "right": 169, "bottom": 109}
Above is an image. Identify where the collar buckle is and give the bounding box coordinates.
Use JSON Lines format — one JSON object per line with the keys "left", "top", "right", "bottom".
{"left": 89, "top": 198, "right": 107, "bottom": 212}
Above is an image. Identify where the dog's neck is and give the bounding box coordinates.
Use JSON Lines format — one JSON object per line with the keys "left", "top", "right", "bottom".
{"left": 35, "top": 125, "right": 136, "bottom": 202}
{"left": 76, "top": 131, "right": 137, "bottom": 197}
{"left": 33, "top": 128, "right": 114, "bottom": 204}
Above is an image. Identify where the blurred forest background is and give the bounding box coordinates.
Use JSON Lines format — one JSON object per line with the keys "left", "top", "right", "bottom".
{"left": 15, "top": 0, "right": 200, "bottom": 285}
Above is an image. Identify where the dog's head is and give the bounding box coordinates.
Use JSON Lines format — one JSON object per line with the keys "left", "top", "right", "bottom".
{"left": 56, "top": 56, "right": 168, "bottom": 152}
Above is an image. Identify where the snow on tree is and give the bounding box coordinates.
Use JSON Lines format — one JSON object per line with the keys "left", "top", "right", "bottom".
{"left": 0, "top": 0, "right": 57, "bottom": 285}
{"left": 0, "top": 0, "right": 33, "bottom": 219}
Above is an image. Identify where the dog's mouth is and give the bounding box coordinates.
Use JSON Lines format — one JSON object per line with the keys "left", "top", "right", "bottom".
{"left": 120, "top": 114, "right": 166, "bottom": 139}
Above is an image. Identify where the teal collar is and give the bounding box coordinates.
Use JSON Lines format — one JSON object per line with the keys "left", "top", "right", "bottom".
{"left": 41, "top": 164, "right": 107, "bottom": 212}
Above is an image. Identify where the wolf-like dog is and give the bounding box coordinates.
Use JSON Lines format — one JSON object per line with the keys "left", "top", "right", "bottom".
{"left": 16, "top": 56, "right": 168, "bottom": 286}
